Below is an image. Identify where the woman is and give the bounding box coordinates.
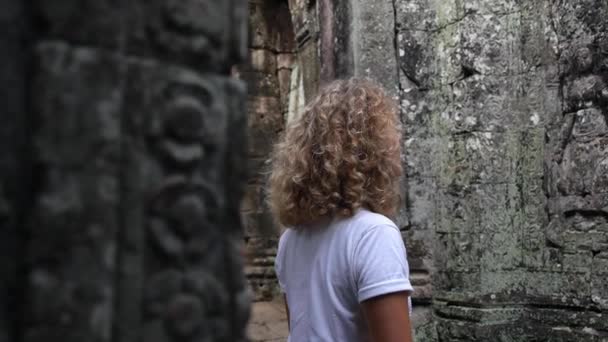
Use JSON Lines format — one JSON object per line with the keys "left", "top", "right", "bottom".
{"left": 268, "top": 78, "right": 414, "bottom": 342}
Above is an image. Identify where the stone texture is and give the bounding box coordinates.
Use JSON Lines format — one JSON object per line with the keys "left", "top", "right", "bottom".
{"left": 0, "top": 0, "right": 251, "bottom": 341}
{"left": 26, "top": 42, "right": 124, "bottom": 342}
{"left": 242, "top": 0, "right": 297, "bottom": 302}
{"left": 247, "top": 299, "right": 288, "bottom": 342}
{"left": 351, "top": 0, "right": 400, "bottom": 95}
{"left": 287, "top": 0, "right": 321, "bottom": 100}
{"left": 391, "top": 0, "right": 608, "bottom": 339}
{"left": 119, "top": 59, "right": 250, "bottom": 341}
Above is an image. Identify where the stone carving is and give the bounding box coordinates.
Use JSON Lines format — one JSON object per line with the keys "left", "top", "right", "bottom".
{"left": 12, "top": 1, "right": 250, "bottom": 342}
{"left": 136, "top": 70, "right": 248, "bottom": 341}
{"left": 145, "top": 270, "right": 183, "bottom": 317}
{"left": 165, "top": 294, "right": 204, "bottom": 338}
{"left": 152, "top": 1, "right": 231, "bottom": 67}
{"left": 148, "top": 218, "right": 184, "bottom": 259}
{"left": 546, "top": 3, "right": 608, "bottom": 317}
{"left": 165, "top": 97, "right": 207, "bottom": 142}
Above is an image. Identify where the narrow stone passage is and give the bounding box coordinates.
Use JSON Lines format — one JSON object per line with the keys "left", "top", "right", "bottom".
{"left": 247, "top": 299, "right": 289, "bottom": 342}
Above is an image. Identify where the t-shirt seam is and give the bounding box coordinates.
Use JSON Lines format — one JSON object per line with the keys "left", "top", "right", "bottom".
{"left": 358, "top": 278, "right": 412, "bottom": 293}
{"left": 358, "top": 278, "right": 413, "bottom": 302}
{"left": 275, "top": 229, "right": 291, "bottom": 292}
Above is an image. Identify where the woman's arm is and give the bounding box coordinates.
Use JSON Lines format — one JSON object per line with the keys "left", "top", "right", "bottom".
{"left": 283, "top": 294, "right": 290, "bottom": 332}
{"left": 362, "top": 291, "right": 413, "bottom": 342}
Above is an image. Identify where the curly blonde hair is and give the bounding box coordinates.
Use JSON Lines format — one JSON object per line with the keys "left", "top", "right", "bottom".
{"left": 267, "top": 78, "right": 403, "bottom": 227}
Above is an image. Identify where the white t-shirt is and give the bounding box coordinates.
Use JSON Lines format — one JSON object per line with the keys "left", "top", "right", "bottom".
{"left": 274, "top": 209, "right": 413, "bottom": 342}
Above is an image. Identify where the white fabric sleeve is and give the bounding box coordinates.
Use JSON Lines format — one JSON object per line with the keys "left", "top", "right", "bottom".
{"left": 274, "top": 231, "right": 288, "bottom": 293}
{"left": 353, "top": 224, "right": 414, "bottom": 303}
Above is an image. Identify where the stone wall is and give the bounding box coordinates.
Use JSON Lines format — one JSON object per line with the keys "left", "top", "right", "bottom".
{"left": 394, "top": 0, "right": 608, "bottom": 340}
{"left": 243, "top": 0, "right": 297, "bottom": 301}
{"left": 0, "top": 1, "right": 251, "bottom": 341}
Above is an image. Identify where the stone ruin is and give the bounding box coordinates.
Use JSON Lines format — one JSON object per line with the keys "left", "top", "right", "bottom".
{"left": 0, "top": 0, "right": 605, "bottom": 340}
{"left": 243, "top": 0, "right": 608, "bottom": 340}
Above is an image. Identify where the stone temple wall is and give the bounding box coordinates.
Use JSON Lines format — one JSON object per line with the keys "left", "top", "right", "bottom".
{"left": 394, "top": 0, "right": 608, "bottom": 340}
{"left": 242, "top": 0, "right": 297, "bottom": 301}
{"left": 242, "top": 0, "right": 321, "bottom": 302}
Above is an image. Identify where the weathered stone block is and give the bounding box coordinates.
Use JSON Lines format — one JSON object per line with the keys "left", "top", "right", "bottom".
{"left": 277, "top": 68, "right": 293, "bottom": 113}
{"left": 277, "top": 53, "right": 296, "bottom": 70}
{"left": 246, "top": 157, "right": 271, "bottom": 185}
{"left": 553, "top": 194, "right": 608, "bottom": 219}
{"left": 399, "top": 86, "right": 442, "bottom": 136}
{"left": 411, "top": 306, "right": 437, "bottom": 341}
{"left": 245, "top": 266, "right": 277, "bottom": 279}
{"left": 241, "top": 184, "right": 264, "bottom": 214}
{"left": 525, "top": 306, "right": 608, "bottom": 333}
{"left": 27, "top": 42, "right": 124, "bottom": 342}
{"left": 438, "top": 130, "right": 544, "bottom": 188}
{"left": 32, "top": 43, "right": 125, "bottom": 166}
{"left": 249, "top": 1, "right": 274, "bottom": 50}
{"left": 247, "top": 278, "right": 279, "bottom": 302}
{"left": 242, "top": 70, "right": 281, "bottom": 98}
{"left": 394, "top": 0, "right": 442, "bottom": 32}
{"left": 525, "top": 271, "right": 591, "bottom": 301}
{"left": 127, "top": 0, "right": 237, "bottom": 71}
{"left": 561, "top": 252, "right": 593, "bottom": 273}
{"left": 249, "top": 1, "right": 295, "bottom": 53}
{"left": 438, "top": 74, "right": 547, "bottom": 133}
{"left": 409, "top": 272, "right": 432, "bottom": 301}
{"left": 247, "top": 96, "right": 283, "bottom": 157}
{"left": 438, "top": 132, "right": 514, "bottom": 187}
{"left": 572, "top": 108, "right": 608, "bottom": 140}
{"left": 405, "top": 177, "right": 436, "bottom": 230}
{"left": 242, "top": 211, "right": 277, "bottom": 238}
{"left": 402, "top": 229, "right": 432, "bottom": 269}
{"left": 404, "top": 134, "right": 443, "bottom": 178}
{"left": 435, "top": 232, "right": 481, "bottom": 272}
{"left": 558, "top": 137, "right": 608, "bottom": 196}
{"left": 551, "top": 0, "right": 608, "bottom": 44}
{"left": 591, "top": 254, "right": 608, "bottom": 309}
{"left": 435, "top": 188, "right": 482, "bottom": 234}
{"left": 433, "top": 270, "right": 482, "bottom": 294}
{"left": 457, "top": 11, "right": 541, "bottom": 76}
{"left": 248, "top": 48, "right": 278, "bottom": 73}
{"left": 350, "top": 0, "right": 398, "bottom": 94}
{"left": 32, "top": 0, "right": 127, "bottom": 48}
{"left": 396, "top": 29, "right": 436, "bottom": 90}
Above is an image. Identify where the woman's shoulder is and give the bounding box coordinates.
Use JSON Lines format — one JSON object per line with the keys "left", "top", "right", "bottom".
{"left": 278, "top": 227, "right": 293, "bottom": 247}
{"left": 347, "top": 209, "right": 398, "bottom": 231}
{"left": 330, "top": 210, "right": 400, "bottom": 244}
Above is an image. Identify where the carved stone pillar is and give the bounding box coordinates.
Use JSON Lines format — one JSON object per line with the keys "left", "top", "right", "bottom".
{"left": 22, "top": 1, "right": 250, "bottom": 342}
